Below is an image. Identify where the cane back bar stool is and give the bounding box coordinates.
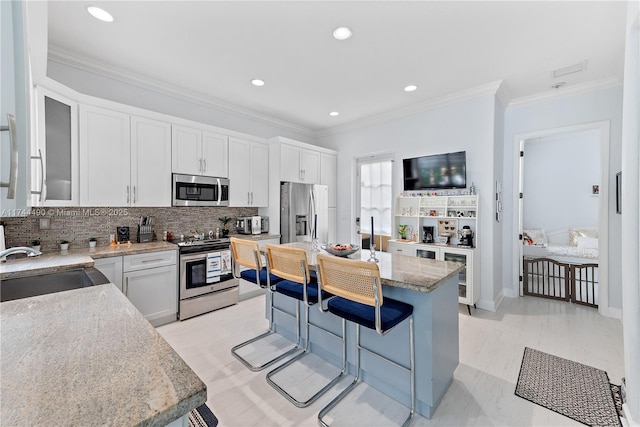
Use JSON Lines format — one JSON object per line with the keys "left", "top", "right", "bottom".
{"left": 316, "top": 253, "right": 415, "bottom": 427}
{"left": 264, "top": 244, "right": 345, "bottom": 407}
{"left": 229, "top": 238, "right": 299, "bottom": 371}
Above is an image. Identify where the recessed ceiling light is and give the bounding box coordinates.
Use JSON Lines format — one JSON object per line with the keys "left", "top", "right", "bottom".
{"left": 329, "top": 112, "right": 340, "bottom": 117}
{"left": 251, "top": 79, "right": 265, "bottom": 87}
{"left": 404, "top": 85, "right": 418, "bottom": 92}
{"left": 87, "top": 6, "right": 114, "bottom": 23}
{"left": 333, "top": 27, "right": 352, "bottom": 41}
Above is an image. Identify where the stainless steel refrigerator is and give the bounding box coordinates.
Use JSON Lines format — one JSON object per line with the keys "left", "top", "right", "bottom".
{"left": 280, "top": 182, "right": 329, "bottom": 244}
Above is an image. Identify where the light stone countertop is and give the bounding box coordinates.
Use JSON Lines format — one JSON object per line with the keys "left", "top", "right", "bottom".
{"left": 0, "top": 283, "right": 206, "bottom": 426}
{"left": 283, "top": 241, "right": 465, "bottom": 293}
{"left": 0, "top": 241, "right": 177, "bottom": 280}
{"left": 231, "top": 233, "right": 281, "bottom": 242}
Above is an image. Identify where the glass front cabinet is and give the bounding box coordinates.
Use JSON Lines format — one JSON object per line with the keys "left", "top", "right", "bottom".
{"left": 32, "top": 87, "right": 79, "bottom": 206}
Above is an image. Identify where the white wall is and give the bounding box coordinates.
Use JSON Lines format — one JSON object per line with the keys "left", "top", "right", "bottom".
{"left": 523, "top": 129, "right": 600, "bottom": 234}
{"left": 318, "top": 94, "right": 502, "bottom": 310}
{"left": 620, "top": 0, "right": 639, "bottom": 422}
{"left": 503, "top": 86, "right": 623, "bottom": 310}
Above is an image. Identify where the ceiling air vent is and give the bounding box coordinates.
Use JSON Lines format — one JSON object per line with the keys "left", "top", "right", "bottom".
{"left": 552, "top": 60, "right": 588, "bottom": 78}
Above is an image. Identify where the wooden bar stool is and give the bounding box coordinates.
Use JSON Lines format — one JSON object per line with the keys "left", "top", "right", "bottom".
{"left": 316, "top": 253, "right": 415, "bottom": 427}
{"left": 229, "top": 238, "right": 299, "bottom": 371}
{"left": 265, "top": 244, "right": 345, "bottom": 407}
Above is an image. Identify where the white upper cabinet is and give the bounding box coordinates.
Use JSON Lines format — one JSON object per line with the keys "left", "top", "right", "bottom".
{"left": 320, "top": 152, "right": 337, "bottom": 208}
{"left": 281, "top": 143, "right": 320, "bottom": 184}
{"left": 80, "top": 105, "right": 171, "bottom": 206}
{"left": 80, "top": 105, "right": 131, "bottom": 206}
{"left": 171, "top": 125, "right": 201, "bottom": 175}
{"left": 172, "top": 125, "right": 228, "bottom": 177}
{"left": 202, "top": 131, "right": 228, "bottom": 178}
{"left": 1, "top": 0, "right": 30, "bottom": 216}
{"left": 32, "top": 87, "right": 79, "bottom": 206}
{"left": 130, "top": 116, "right": 172, "bottom": 206}
{"left": 228, "top": 137, "right": 268, "bottom": 207}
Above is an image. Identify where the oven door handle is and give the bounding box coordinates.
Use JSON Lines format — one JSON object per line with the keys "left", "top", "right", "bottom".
{"left": 180, "top": 252, "right": 209, "bottom": 262}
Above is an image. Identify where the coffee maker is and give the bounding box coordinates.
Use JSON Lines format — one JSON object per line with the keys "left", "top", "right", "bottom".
{"left": 422, "top": 226, "right": 434, "bottom": 243}
{"left": 458, "top": 226, "right": 474, "bottom": 248}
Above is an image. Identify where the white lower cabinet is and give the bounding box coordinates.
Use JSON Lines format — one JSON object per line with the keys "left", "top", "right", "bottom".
{"left": 386, "top": 241, "right": 479, "bottom": 311}
{"left": 95, "top": 250, "right": 178, "bottom": 326}
{"left": 386, "top": 241, "right": 418, "bottom": 257}
{"left": 93, "top": 257, "right": 123, "bottom": 292}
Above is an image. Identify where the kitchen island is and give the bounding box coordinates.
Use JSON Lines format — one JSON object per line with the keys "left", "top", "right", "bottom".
{"left": 268, "top": 242, "right": 465, "bottom": 418}
{"left": 0, "top": 283, "right": 206, "bottom": 426}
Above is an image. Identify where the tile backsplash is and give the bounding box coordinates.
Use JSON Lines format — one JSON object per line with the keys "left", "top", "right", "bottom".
{"left": 2, "top": 206, "right": 259, "bottom": 252}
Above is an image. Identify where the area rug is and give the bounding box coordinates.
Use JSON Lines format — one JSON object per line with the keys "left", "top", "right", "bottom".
{"left": 515, "top": 347, "right": 621, "bottom": 427}
{"left": 188, "top": 403, "right": 219, "bottom": 427}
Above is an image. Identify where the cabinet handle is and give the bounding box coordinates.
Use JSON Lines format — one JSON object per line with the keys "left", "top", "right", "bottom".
{"left": 250, "top": 192, "right": 253, "bottom": 205}
{"left": 126, "top": 185, "right": 130, "bottom": 203}
{"left": 203, "top": 159, "right": 207, "bottom": 173}
{"left": 30, "top": 148, "right": 46, "bottom": 202}
{"left": 125, "top": 277, "right": 129, "bottom": 296}
{"left": 247, "top": 192, "right": 250, "bottom": 205}
{"left": 133, "top": 186, "right": 136, "bottom": 204}
{"left": 141, "top": 258, "right": 163, "bottom": 263}
{"left": 0, "top": 114, "right": 17, "bottom": 199}
{"left": 199, "top": 158, "right": 203, "bottom": 173}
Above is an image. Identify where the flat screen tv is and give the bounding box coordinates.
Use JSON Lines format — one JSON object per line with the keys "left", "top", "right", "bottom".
{"left": 403, "top": 151, "right": 466, "bottom": 190}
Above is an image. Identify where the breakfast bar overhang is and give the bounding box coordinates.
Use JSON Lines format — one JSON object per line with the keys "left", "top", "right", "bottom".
{"left": 266, "top": 242, "right": 464, "bottom": 418}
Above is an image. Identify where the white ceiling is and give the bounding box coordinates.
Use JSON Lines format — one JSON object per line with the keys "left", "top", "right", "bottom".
{"left": 46, "top": 1, "right": 628, "bottom": 134}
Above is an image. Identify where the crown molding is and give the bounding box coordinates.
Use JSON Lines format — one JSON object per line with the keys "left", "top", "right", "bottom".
{"left": 315, "top": 80, "right": 504, "bottom": 138}
{"left": 506, "top": 77, "right": 622, "bottom": 110}
{"left": 48, "top": 46, "right": 316, "bottom": 138}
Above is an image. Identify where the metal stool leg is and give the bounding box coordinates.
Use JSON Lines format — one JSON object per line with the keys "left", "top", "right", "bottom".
{"left": 318, "top": 316, "right": 415, "bottom": 427}
{"left": 266, "top": 304, "right": 345, "bottom": 407}
{"left": 231, "top": 290, "right": 301, "bottom": 371}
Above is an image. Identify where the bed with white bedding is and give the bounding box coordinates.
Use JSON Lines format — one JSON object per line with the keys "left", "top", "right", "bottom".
{"left": 522, "top": 227, "right": 599, "bottom": 263}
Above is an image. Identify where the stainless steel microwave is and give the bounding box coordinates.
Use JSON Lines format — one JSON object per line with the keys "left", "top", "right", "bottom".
{"left": 172, "top": 174, "right": 229, "bottom": 207}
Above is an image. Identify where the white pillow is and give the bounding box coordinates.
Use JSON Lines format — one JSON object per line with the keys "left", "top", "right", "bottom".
{"left": 569, "top": 227, "right": 598, "bottom": 246}
{"left": 523, "top": 229, "right": 547, "bottom": 246}
{"left": 577, "top": 236, "right": 599, "bottom": 250}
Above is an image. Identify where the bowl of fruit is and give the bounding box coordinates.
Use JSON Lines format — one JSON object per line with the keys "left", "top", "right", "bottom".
{"left": 322, "top": 243, "right": 360, "bottom": 257}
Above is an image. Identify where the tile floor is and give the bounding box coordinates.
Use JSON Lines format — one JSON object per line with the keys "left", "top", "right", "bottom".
{"left": 157, "top": 295, "right": 624, "bottom": 426}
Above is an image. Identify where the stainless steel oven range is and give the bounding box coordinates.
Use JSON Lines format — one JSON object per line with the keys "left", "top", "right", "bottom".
{"left": 175, "top": 237, "right": 238, "bottom": 320}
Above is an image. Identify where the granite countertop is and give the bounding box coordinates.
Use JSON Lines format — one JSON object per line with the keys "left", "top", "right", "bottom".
{"left": 0, "top": 242, "right": 177, "bottom": 280}
{"left": 0, "top": 283, "right": 206, "bottom": 426}
{"left": 283, "top": 241, "right": 464, "bottom": 293}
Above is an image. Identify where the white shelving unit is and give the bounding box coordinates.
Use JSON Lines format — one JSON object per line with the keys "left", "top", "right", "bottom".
{"left": 389, "top": 194, "right": 480, "bottom": 313}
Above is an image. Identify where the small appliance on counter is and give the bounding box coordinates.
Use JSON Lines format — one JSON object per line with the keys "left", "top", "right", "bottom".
{"left": 251, "top": 216, "right": 261, "bottom": 235}
{"left": 458, "top": 225, "right": 474, "bottom": 248}
{"left": 236, "top": 216, "right": 269, "bottom": 235}
{"left": 422, "top": 226, "right": 434, "bottom": 243}
{"left": 137, "top": 216, "right": 154, "bottom": 243}
{"left": 236, "top": 217, "right": 251, "bottom": 234}
{"left": 259, "top": 216, "right": 269, "bottom": 233}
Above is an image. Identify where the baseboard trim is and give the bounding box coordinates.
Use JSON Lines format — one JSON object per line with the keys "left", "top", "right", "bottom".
{"left": 600, "top": 305, "right": 623, "bottom": 320}
{"left": 622, "top": 403, "right": 639, "bottom": 427}
{"left": 476, "top": 291, "right": 504, "bottom": 312}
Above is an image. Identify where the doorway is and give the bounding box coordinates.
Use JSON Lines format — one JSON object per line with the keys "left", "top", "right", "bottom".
{"left": 512, "top": 121, "right": 610, "bottom": 313}
{"left": 356, "top": 155, "right": 393, "bottom": 251}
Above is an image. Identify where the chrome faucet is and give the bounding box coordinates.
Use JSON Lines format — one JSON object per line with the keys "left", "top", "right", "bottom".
{"left": 0, "top": 246, "right": 43, "bottom": 261}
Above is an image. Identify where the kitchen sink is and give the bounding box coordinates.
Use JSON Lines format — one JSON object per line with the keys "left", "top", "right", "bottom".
{"left": 0, "top": 268, "right": 111, "bottom": 302}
